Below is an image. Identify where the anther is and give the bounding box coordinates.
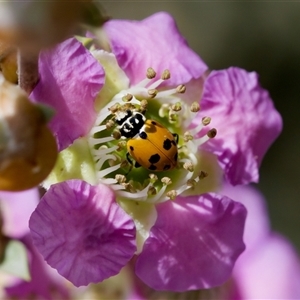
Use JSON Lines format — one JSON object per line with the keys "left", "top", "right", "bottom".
{"left": 139, "top": 99, "right": 148, "bottom": 112}
{"left": 117, "top": 141, "right": 127, "bottom": 151}
{"left": 190, "top": 102, "right": 200, "bottom": 112}
{"left": 109, "top": 103, "right": 121, "bottom": 114}
{"left": 148, "top": 186, "right": 157, "bottom": 196}
{"left": 112, "top": 130, "right": 121, "bottom": 140}
{"left": 169, "top": 112, "right": 178, "bottom": 122}
{"left": 202, "top": 117, "right": 211, "bottom": 126}
{"left": 115, "top": 174, "right": 126, "bottom": 184}
{"left": 166, "top": 190, "right": 177, "bottom": 200}
{"left": 161, "top": 69, "right": 171, "bottom": 80}
{"left": 207, "top": 128, "right": 217, "bottom": 139}
{"left": 199, "top": 171, "right": 208, "bottom": 180}
{"left": 176, "top": 84, "right": 186, "bottom": 93}
{"left": 183, "top": 131, "right": 193, "bottom": 142}
{"left": 147, "top": 67, "right": 156, "bottom": 79}
{"left": 171, "top": 102, "right": 182, "bottom": 112}
{"left": 122, "top": 182, "right": 135, "bottom": 193}
{"left": 161, "top": 177, "right": 172, "bottom": 186}
{"left": 148, "top": 89, "right": 158, "bottom": 98}
{"left": 149, "top": 174, "right": 158, "bottom": 184}
{"left": 183, "top": 161, "right": 194, "bottom": 172}
{"left": 106, "top": 119, "right": 115, "bottom": 130}
{"left": 122, "top": 94, "right": 133, "bottom": 102}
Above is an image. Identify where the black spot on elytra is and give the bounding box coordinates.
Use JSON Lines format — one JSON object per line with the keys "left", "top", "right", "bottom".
{"left": 130, "top": 146, "right": 134, "bottom": 151}
{"left": 163, "top": 139, "right": 172, "bottom": 150}
{"left": 163, "top": 164, "right": 171, "bottom": 170}
{"left": 149, "top": 153, "right": 160, "bottom": 164}
{"left": 139, "top": 131, "right": 147, "bottom": 139}
{"left": 151, "top": 121, "right": 157, "bottom": 125}
{"left": 148, "top": 165, "right": 157, "bottom": 171}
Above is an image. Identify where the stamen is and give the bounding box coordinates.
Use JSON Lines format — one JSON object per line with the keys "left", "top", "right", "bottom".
{"left": 176, "top": 84, "right": 186, "bottom": 93}
{"left": 96, "top": 154, "right": 117, "bottom": 171}
{"left": 190, "top": 101, "right": 200, "bottom": 113}
{"left": 98, "top": 162, "right": 121, "bottom": 179}
{"left": 161, "top": 177, "right": 172, "bottom": 186}
{"left": 116, "top": 182, "right": 152, "bottom": 200}
{"left": 147, "top": 67, "right": 156, "bottom": 79}
{"left": 207, "top": 128, "right": 217, "bottom": 138}
{"left": 183, "top": 161, "right": 194, "bottom": 172}
{"left": 171, "top": 102, "right": 182, "bottom": 112}
{"left": 148, "top": 89, "right": 158, "bottom": 98}
{"left": 202, "top": 116, "right": 211, "bottom": 126}
{"left": 89, "top": 136, "right": 115, "bottom": 145}
{"left": 122, "top": 94, "right": 133, "bottom": 102}
{"left": 134, "top": 68, "right": 157, "bottom": 88}
{"left": 161, "top": 69, "right": 171, "bottom": 80}
{"left": 166, "top": 190, "right": 177, "bottom": 200}
{"left": 90, "top": 125, "right": 107, "bottom": 135}
{"left": 92, "top": 145, "right": 118, "bottom": 158}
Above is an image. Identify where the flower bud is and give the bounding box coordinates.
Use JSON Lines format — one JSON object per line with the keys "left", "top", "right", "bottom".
{"left": 0, "top": 76, "right": 57, "bottom": 191}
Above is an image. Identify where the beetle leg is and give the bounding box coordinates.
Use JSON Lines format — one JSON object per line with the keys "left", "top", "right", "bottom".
{"left": 172, "top": 133, "right": 179, "bottom": 144}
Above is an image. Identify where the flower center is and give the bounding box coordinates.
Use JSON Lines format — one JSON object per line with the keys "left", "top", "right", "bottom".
{"left": 88, "top": 68, "right": 216, "bottom": 203}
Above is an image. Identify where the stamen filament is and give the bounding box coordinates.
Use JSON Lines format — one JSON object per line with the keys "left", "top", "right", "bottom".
{"left": 97, "top": 162, "right": 121, "bottom": 178}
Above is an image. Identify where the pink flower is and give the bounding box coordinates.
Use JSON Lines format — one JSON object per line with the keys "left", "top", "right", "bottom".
{"left": 4, "top": 235, "right": 70, "bottom": 300}
{"left": 126, "top": 185, "right": 300, "bottom": 299}
{"left": 28, "top": 12, "right": 281, "bottom": 290}
{"left": 223, "top": 184, "right": 300, "bottom": 299}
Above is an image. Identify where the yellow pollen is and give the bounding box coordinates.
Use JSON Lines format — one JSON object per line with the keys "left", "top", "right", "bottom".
{"left": 166, "top": 190, "right": 177, "bottom": 200}
{"left": 117, "top": 141, "right": 127, "bottom": 151}
{"left": 115, "top": 174, "right": 126, "bottom": 183}
{"left": 161, "top": 69, "right": 171, "bottom": 80}
{"left": 183, "top": 131, "right": 193, "bottom": 142}
{"left": 202, "top": 116, "right": 211, "bottom": 126}
{"left": 148, "top": 89, "right": 158, "bottom": 98}
{"left": 122, "top": 93, "right": 133, "bottom": 102}
{"left": 190, "top": 101, "right": 200, "bottom": 112}
{"left": 147, "top": 67, "right": 156, "bottom": 79}
{"left": 176, "top": 84, "right": 186, "bottom": 93}
{"left": 183, "top": 161, "right": 194, "bottom": 172}
{"left": 147, "top": 186, "right": 157, "bottom": 196}
{"left": 149, "top": 173, "right": 158, "bottom": 183}
{"left": 171, "top": 102, "right": 182, "bottom": 112}
{"left": 112, "top": 130, "right": 121, "bottom": 140}
{"left": 161, "top": 177, "right": 172, "bottom": 185}
{"left": 106, "top": 119, "right": 115, "bottom": 130}
{"left": 109, "top": 103, "right": 121, "bottom": 114}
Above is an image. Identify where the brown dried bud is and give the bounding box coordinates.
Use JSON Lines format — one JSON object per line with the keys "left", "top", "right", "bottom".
{"left": 0, "top": 76, "right": 57, "bottom": 191}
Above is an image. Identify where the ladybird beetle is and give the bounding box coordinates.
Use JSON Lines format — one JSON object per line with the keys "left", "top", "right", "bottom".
{"left": 116, "top": 110, "right": 178, "bottom": 171}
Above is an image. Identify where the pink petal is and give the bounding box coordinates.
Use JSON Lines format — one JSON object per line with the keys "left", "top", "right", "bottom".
{"left": 135, "top": 193, "right": 246, "bottom": 291}
{"left": 197, "top": 67, "right": 282, "bottom": 185}
{"left": 104, "top": 12, "right": 207, "bottom": 86}
{"left": 221, "top": 183, "right": 270, "bottom": 252}
{"left": 30, "top": 38, "right": 105, "bottom": 151}
{"left": 0, "top": 189, "right": 39, "bottom": 238}
{"left": 5, "top": 235, "right": 70, "bottom": 300}
{"left": 29, "top": 180, "right": 136, "bottom": 286}
{"left": 234, "top": 234, "right": 300, "bottom": 299}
